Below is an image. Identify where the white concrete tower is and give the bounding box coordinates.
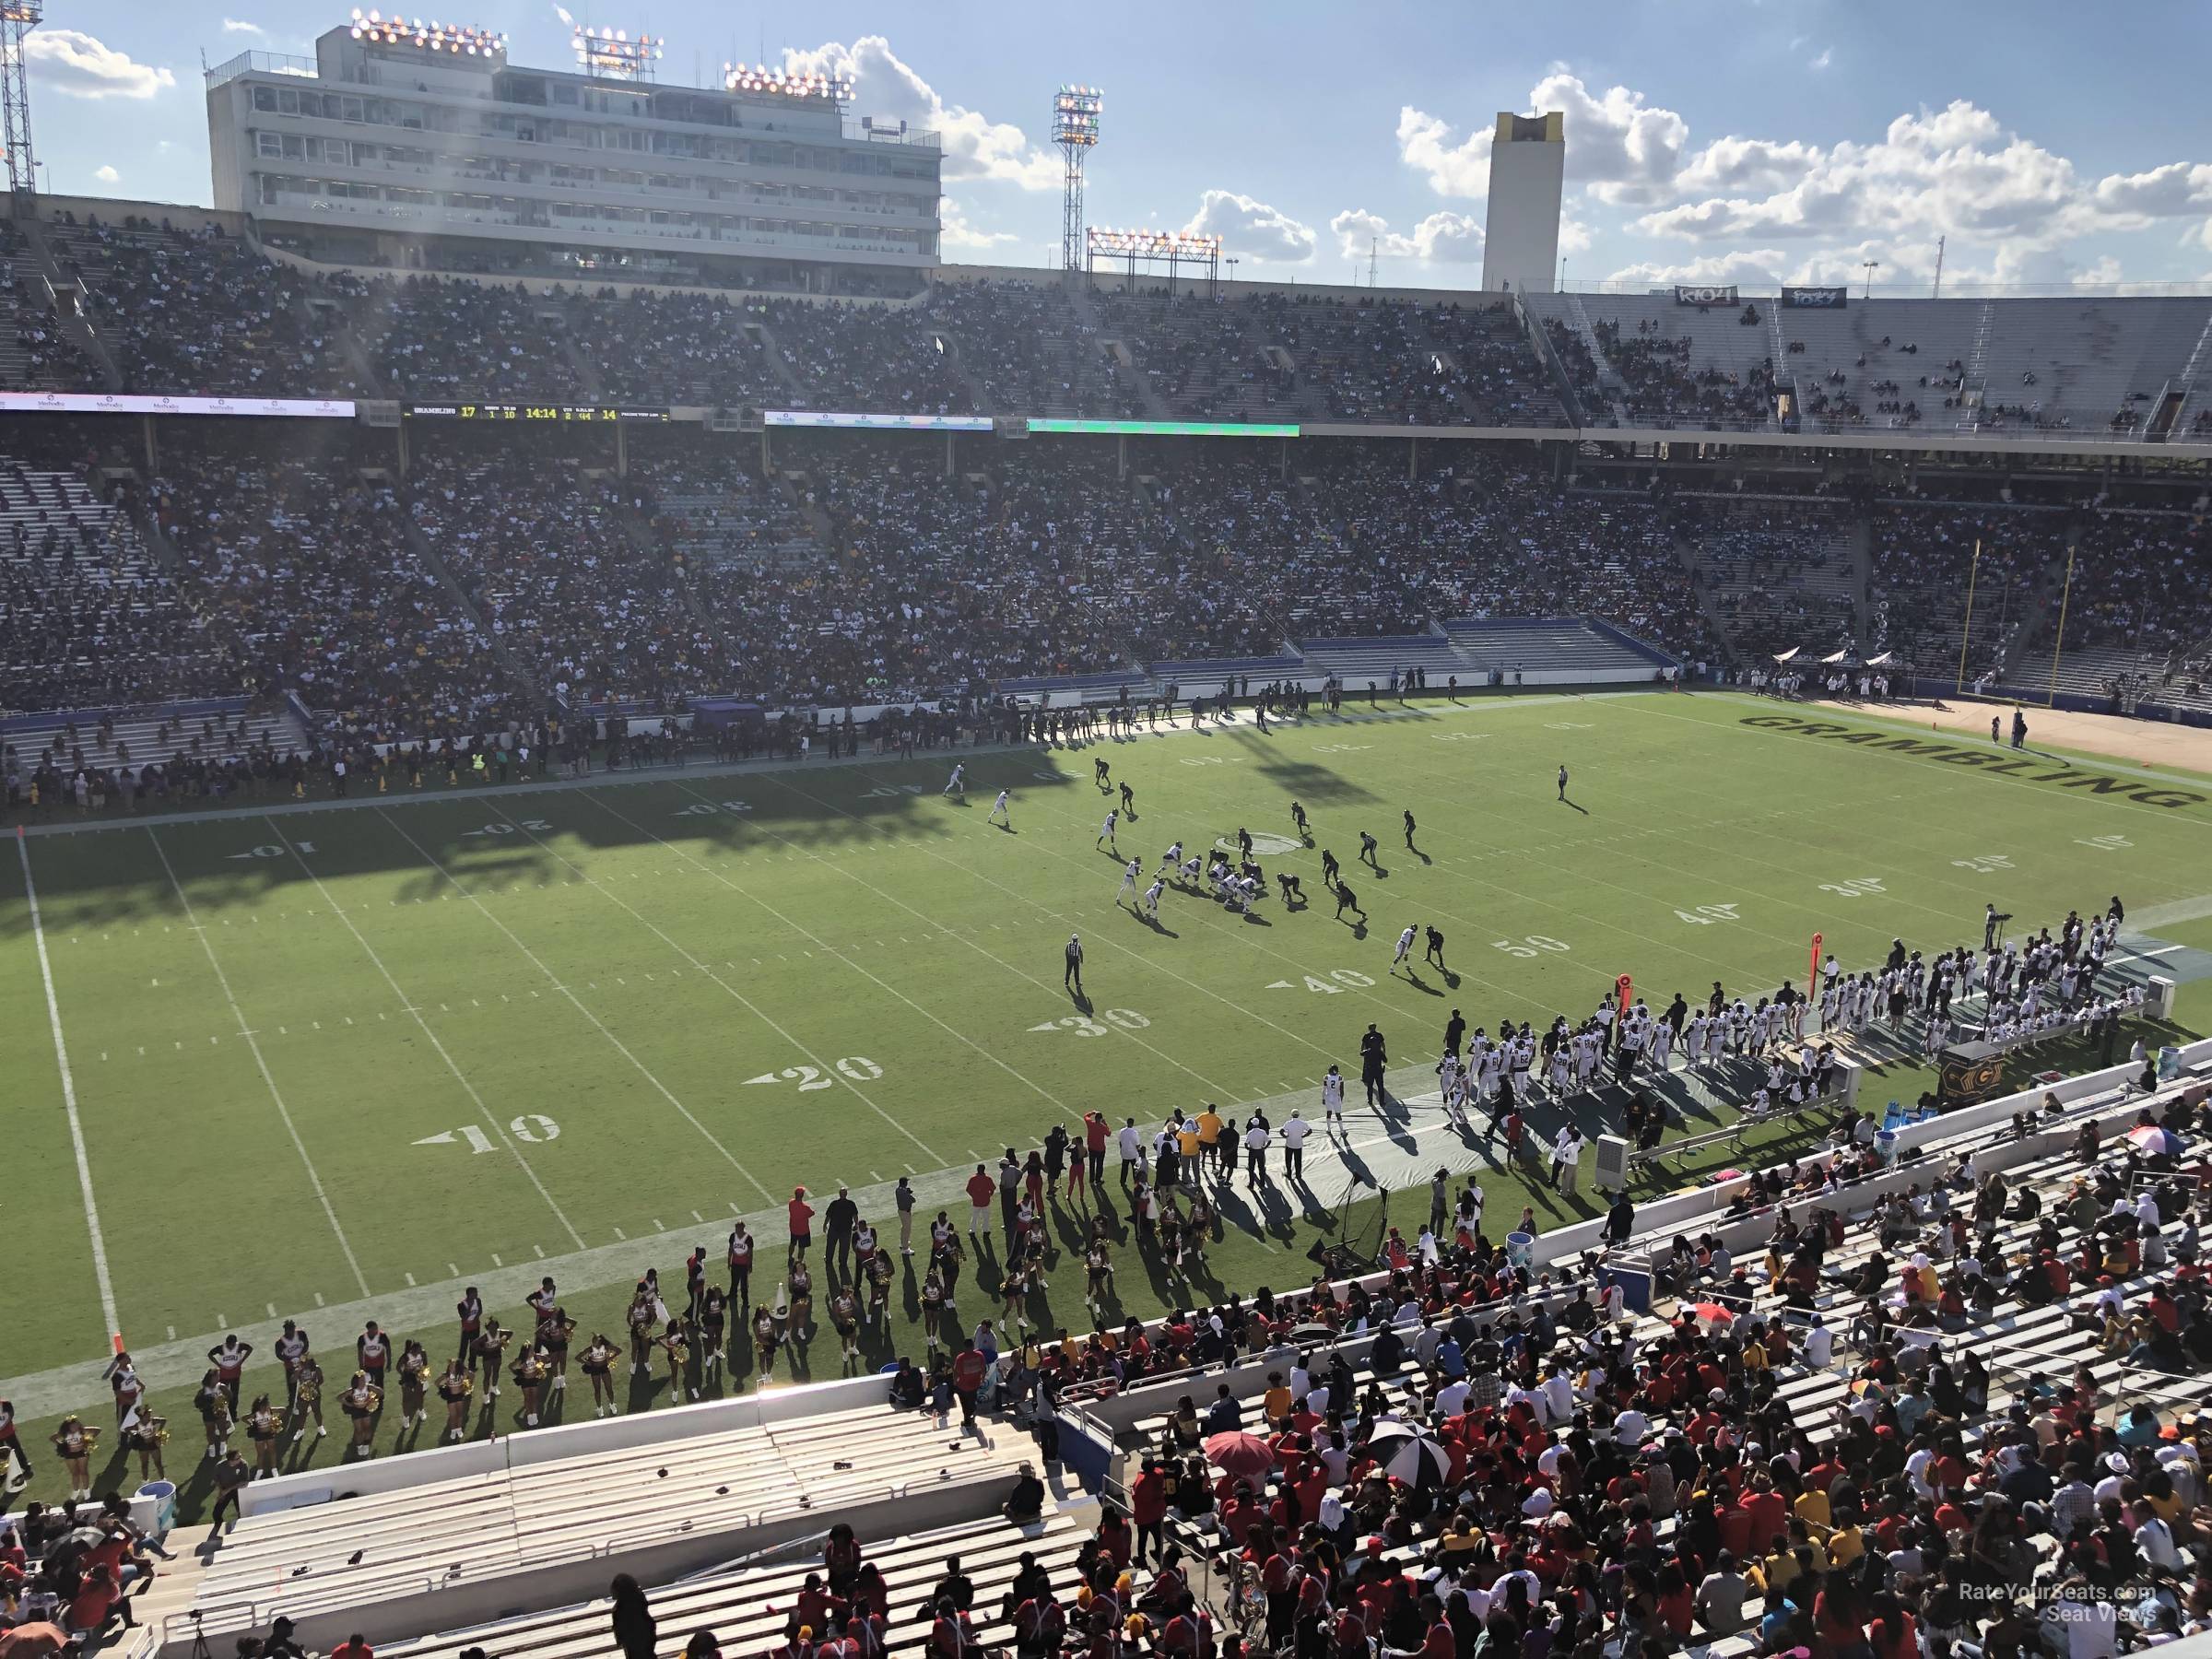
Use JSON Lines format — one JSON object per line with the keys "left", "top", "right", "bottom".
{"left": 1480, "top": 111, "right": 1564, "bottom": 294}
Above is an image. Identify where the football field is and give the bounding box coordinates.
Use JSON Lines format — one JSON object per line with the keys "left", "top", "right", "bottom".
{"left": 6, "top": 688, "right": 2211, "bottom": 1485}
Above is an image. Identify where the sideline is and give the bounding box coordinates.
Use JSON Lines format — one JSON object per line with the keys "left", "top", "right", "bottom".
{"left": 15, "top": 690, "right": 1603, "bottom": 839}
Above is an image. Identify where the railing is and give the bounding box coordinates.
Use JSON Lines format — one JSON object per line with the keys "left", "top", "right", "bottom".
{"left": 206, "top": 50, "right": 318, "bottom": 88}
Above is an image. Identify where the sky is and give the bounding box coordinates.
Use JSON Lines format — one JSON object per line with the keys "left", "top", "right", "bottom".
{"left": 24, "top": 0, "right": 2212, "bottom": 293}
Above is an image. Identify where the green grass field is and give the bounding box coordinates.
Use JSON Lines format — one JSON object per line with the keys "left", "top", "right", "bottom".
{"left": 5, "top": 687, "right": 2209, "bottom": 1516}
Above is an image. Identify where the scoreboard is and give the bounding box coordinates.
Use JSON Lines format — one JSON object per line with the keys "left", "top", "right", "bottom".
{"left": 405, "top": 404, "right": 670, "bottom": 423}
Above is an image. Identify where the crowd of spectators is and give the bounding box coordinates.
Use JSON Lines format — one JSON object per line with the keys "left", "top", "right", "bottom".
{"left": 1593, "top": 318, "right": 1780, "bottom": 429}
{"left": 150, "top": 439, "right": 516, "bottom": 742}
{"left": 1865, "top": 503, "right": 2067, "bottom": 674}
{"left": 51, "top": 214, "right": 371, "bottom": 397}
{"left": 584, "top": 288, "right": 785, "bottom": 409}
{"left": 2063, "top": 512, "right": 2208, "bottom": 658}
{"left": 410, "top": 451, "right": 732, "bottom": 709}
{"left": 1684, "top": 499, "right": 1857, "bottom": 660}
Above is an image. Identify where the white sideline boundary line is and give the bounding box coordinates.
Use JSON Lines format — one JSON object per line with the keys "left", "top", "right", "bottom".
{"left": 17, "top": 827, "right": 122, "bottom": 1348}
{"left": 256, "top": 818, "right": 590, "bottom": 1253}
{"left": 146, "top": 827, "right": 374, "bottom": 1300}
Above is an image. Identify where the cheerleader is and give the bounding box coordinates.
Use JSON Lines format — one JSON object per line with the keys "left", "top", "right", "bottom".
{"left": 751, "top": 1301, "right": 779, "bottom": 1382}
{"left": 534, "top": 1305, "right": 575, "bottom": 1396}
{"left": 786, "top": 1261, "right": 814, "bottom": 1343}
{"left": 124, "top": 1410, "right": 168, "bottom": 1483}
{"left": 436, "top": 1358, "right": 475, "bottom": 1442}
{"left": 1156, "top": 1205, "right": 1183, "bottom": 1278}
{"left": 474, "top": 1317, "right": 512, "bottom": 1398}
{"left": 580, "top": 1333, "right": 620, "bottom": 1418}
{"left": 396, "top": 1339, "right": 430, "bottom": 1430}
{"left": 512, "top": 1345, "right": 548, "bottom": 1428}
{"left": 865, "top": 1251, "right": 894, "bottom": 1328}
{"left": 697, "top": 1287, "right": 727, "bottom": 1382}
{"left": 829, "top": 1285, "right": 862, "bottom": 1370}
{"left": 1184, "top": 1194, "right": 1216, "bottom": 1269}
{"left": 52, "top": 1415, "right": 96, "bottom": 1500}
{"left": 999, "top": 1255, "right": 1032, "bottom": 1334}
{"left": 626, "top": 1284, "right": 659, "bottom": 1376}
{"left": 658, "top": 1317, "right": 691, "bottom": 1403}
{"left": 194, "top": 1368, "right": 232, "bottom": 1462}
{"left": 1085, "top": 1238, "right": 1113, "bottom": 1317}
{"left": 245, "top": 1394, "right": 283, "bottom": 1478}
{"left": 290, "top": 1356, "right": 328, "bottom": 1444}
{"left": 338, "top": 1371, "right": 382, "bottom": 1457}
{"left": 921, "top": 1262, "right": 948, "bottom": 1354}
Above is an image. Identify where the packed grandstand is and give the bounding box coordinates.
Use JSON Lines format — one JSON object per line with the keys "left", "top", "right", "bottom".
{"left": 8, "top": 185, "right": 2212, "bottom": 1659}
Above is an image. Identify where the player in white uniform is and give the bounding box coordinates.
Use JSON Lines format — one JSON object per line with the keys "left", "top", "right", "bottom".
{"left": 1142, "top": 877, "right": 1165, "bottom": 920}
{"left": 1097, "top": 810, "right": 1119, "bottom": 853}
{"left": 1118, "top": 857, "right": 1143, "bottom": 909}
{"left": 1321, "top": 1065, "right": 1346, "bottom": 1129}
{"left": 1393, "top": 924, "right": 1418, "bottom": 973}
{"left": 1179, "top": 853, "right": 1204, "bottom": 888}
{"left": 1161, "top": 841, "right": 1183, "bottom": 874}
{"left": 987, "top": 789, "right": 1010, "bottom": 826}
{"left": 943, "top": 763, "right": 965, "bottom": 797}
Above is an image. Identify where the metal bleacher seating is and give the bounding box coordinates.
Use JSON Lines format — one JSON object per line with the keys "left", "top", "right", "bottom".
{"left": 381, "top": 1509, "right": 1094, "bottom": 1659}
{"left": 1441, "top": 616, "right": 1673, "bottom": 677}
{"left": 182, "top": 1396, "right": 1032, "bottom": 1651}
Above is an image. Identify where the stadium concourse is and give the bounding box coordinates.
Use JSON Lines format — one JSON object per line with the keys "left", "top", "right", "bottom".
{"left": 17, "top": 1041, "right": 2212, "bottom": 1659}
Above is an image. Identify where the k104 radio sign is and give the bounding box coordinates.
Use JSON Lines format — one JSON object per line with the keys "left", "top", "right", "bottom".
{"left": 1673, "top": 284, "right": 1738, "bottom": 305}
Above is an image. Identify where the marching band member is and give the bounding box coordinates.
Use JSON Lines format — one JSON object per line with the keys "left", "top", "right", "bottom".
{"left": 580, "top": 1332, "right": 620, "bottom": 1418}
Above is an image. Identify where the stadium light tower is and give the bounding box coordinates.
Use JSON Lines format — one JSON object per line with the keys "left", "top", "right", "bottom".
{"left": 1053, "top": 85, "right": 1101, "bottom": 273}
{"left": 0, "top": 0, "right": 41, "bottom": 200}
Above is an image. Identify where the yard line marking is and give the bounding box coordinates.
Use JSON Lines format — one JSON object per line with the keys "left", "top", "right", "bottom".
{"left": 691, "top": 1209, "right": 704, "bottom": 1223}
{"left": 404, "top": 1273, "right": 416, "bottom": 1287}
{"left": 258, "top": 819, "right": 587, "bottom": 1253}
{"left": 446, "top": 1262, "right": 459, "bottom": 1277}
{"left": 147, "top": 829, "right": 372, "bottom": 1301}
{"left": 375, "top": 811, "right": 778, "bottom": 1201}
{"left": 534, "top": 1244, "right": 545, "bottom": 1259}
{"left": 511, "top": 799, "right": 950, "bottom": 1166}
{"left": 491, "top": 1253, "right": 502, "bottom": 1267}
{"left": 17, "top": 830, "right": 120, "bottom": 1348}
{"left": 612, "top": 1227, "right": 626, "bottom": 1241}
{"left": 653, "top": 1219, "right": 665, "bottom": 1232}
{"left": 266, "top": 1302, "right": 277, "bottom": 1318}
{"left": 312, "top": 1292, "right": 324, "bottom": 1307}
{"left": 216, "top": 1314, "right": 227, "bottom": 1329}
{"left": 165, "top": 1326, "right": 175, "bottom": 1342}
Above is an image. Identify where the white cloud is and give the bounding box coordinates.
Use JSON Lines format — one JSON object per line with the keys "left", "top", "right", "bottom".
{"left": 1395, "top": 107, "right": 1493, "bottom": 199}
{"left": 1330, "top": 207, "right": 1484, "bottom": 265}
{"left": 1808, "top": 47, "right": 1833, "bottom": 71}
{"left": 1558, "top": 215, "right": 1594, "bottom": 255}
{"left": 220, "top": 18, "right": 264, "bottom": 34}
{"left": 784, "top": 37, "right": 1059, "bottom": 191}
{"left": 1184, "top": 190, "right": 1315, "bottom": 264}
{"left": 93, "top": 164, "right": 118, "bottom": 183}
{"left": 940, "top": 202, "right": 1016, "bottom": 251}
{"left": 1677, "top": 136, "right": 1822, "bottom": 198}
{"left": 1399, "top": 73, "right": 1689, "bottom": 207}
{"left": 1605, "top": 249, "right": 1793, "bottom": 289}
{"left": 25, "top": 29, "right": 175, "bottom": 100}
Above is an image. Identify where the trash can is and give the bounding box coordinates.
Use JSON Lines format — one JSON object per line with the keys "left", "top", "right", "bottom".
{"left": 133, "top": 1479, "right": 176, "bottom": 1536}
{"left": 1505, "top": 1231, "right": 1535, "bottom": 1273}
{"left": 2160, "top": 1046, "right": 2182, "bottom": 1082}
{"left": 1875, "top": 1129, "right": 1899, "bottom": 1167}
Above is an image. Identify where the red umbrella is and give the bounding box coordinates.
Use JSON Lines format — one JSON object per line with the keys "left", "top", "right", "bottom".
{"left": 1204, "top": 1430, "right": 1277, "bottom": 1481}
{"left": 1689, "top": 1301, "right": 1736, "bottom": 1325}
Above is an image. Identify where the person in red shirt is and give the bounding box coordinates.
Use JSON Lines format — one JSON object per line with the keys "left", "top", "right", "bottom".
{"left": 1740, "top": 1483, "right": 1787, "bottom": 1552}
{"left": 950, "top": 1342, "right": 987, "bottom": 1427}
{"left": 66, "top": 1565, "right": 131, "bottom": 1640}
{"left": 787, "top": 1187, "right": 815, "bottom": 1261}
{"left": 1130, "top": 1460, "right": 1168, "bottom": 1566}
{"left": 331, "top": 1639, "right": 376, "bottom": 1659}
